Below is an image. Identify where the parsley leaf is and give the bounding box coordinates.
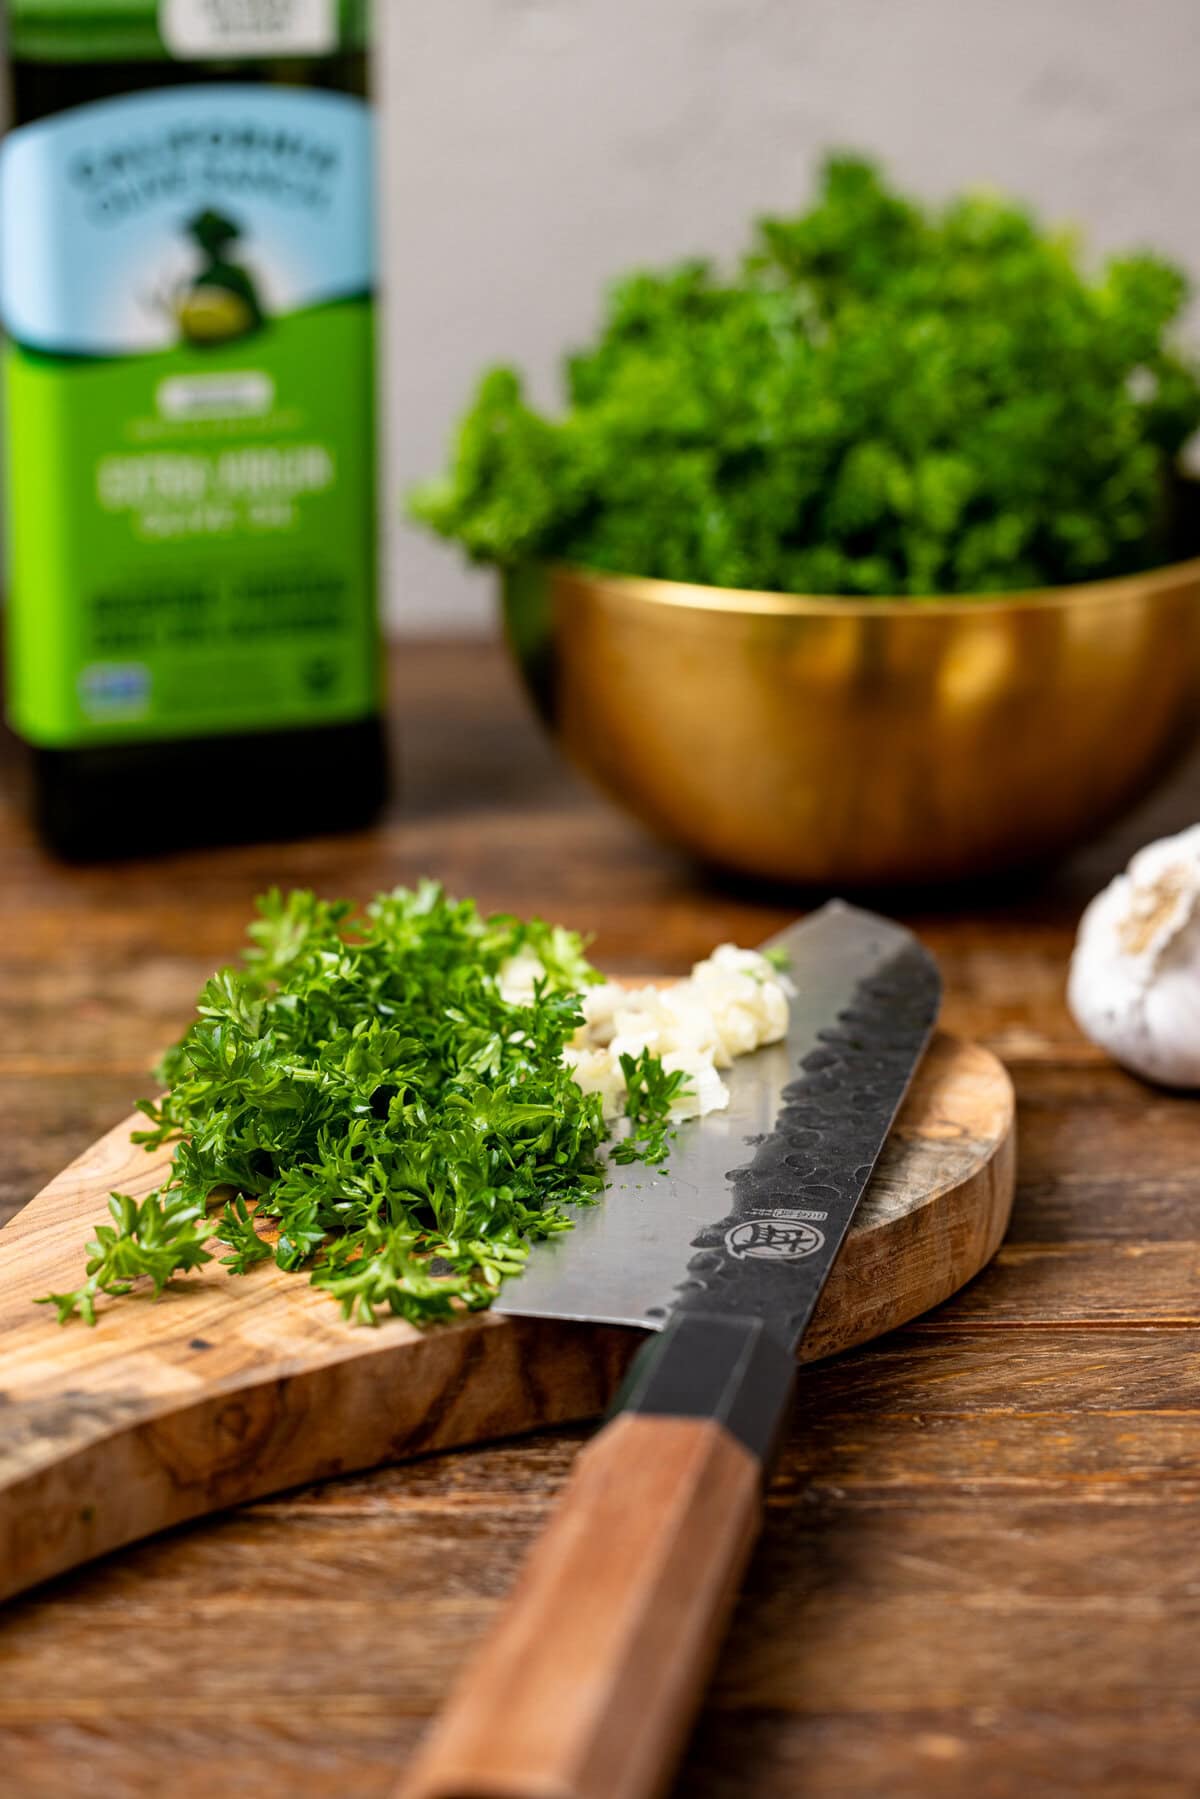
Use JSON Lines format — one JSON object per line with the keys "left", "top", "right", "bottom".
{"left": 610, "top": 1048, "right": 692, "bottom": 1166}
{"left": 43, "top": 885, "right": 683, "bottom": 1327}
{"left": 38, "top": 1190, "right": 213, "bottom": 1326}
{"left": 214, "top": 1196, "right": 274, "bottom": 1274}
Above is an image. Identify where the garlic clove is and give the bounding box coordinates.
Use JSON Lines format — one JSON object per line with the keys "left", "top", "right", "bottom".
{"left": 1067, "top": 823, "right": 1200, "bottom": 1088}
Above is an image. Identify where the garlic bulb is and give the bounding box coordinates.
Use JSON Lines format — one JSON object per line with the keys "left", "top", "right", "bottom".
{"left": 1067, "top": 823, "right": 1200, "bottom": 1088}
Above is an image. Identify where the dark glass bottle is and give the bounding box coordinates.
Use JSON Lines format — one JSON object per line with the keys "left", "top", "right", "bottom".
{"left": 2, "top": 2, "right": 386, "bottom": 858}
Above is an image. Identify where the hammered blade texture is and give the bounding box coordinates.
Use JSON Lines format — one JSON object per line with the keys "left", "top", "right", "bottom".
{"left": 674, "top": 936, "right": 941, "bottom": 1353}
{"left": 496, "top": 904, "right": 939, "bottom": 1334}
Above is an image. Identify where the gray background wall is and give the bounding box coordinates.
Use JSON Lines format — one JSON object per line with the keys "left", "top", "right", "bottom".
{"left": 381, "top": 0, "right": 1200, "bottom": 632}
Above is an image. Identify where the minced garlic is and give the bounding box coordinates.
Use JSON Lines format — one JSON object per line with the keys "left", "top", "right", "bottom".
{"left": 500, "top": 943, "right": 792, "bottom": 1122}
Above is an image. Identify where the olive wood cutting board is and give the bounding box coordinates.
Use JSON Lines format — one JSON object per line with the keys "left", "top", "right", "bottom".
{"left": 0, "top": 1029, "right": 1013, "bottom": 1605}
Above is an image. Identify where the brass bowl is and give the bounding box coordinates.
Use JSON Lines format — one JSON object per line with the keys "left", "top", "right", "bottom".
{"left": 502, "top": 557, "right": 1200, "bottom": 886}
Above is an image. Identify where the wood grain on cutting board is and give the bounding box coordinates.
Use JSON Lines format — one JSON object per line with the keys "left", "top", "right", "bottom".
{"left": 0, "top": 1030, "right": 1013, "bottom": 1604}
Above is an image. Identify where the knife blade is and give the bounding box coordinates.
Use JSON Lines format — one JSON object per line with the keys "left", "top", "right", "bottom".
{"left": 399, "top": 902, "right": 940, "bottom": 1799}
{"left": 497, "top": 900, "right": 940, "bottom": 1342}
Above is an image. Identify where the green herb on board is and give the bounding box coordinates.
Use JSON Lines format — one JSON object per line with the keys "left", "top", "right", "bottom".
{"left": 610, "top": 1049, "right": 693, "bottom": 1166}
{"left": 411, "top": 154, "right": 1200, "bottom": 597}
{"left": 38, "top": 1191, "right": 212, "bottom": 1327}
{"left": 39, "top": 884, "right": 686, "bottom": 1327}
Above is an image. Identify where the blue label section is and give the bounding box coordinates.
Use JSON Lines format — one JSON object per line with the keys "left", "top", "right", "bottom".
{"left": 0, "top": 85, "right": 373, "bottom": 356}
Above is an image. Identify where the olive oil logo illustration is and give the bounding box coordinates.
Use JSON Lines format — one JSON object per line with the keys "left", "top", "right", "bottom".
{"left": 175, "top": 209, "right": 265, "bottom": 347}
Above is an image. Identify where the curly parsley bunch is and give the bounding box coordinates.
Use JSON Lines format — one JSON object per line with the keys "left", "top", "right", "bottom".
{"left": 44, "top": 885, "right": 685, "bottom": 1327}
{"left": 412, "top": 155, "right": 1200, "bottom": 596}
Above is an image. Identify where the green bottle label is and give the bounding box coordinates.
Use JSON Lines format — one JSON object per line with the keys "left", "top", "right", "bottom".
{"left": 1, "top": 84, "right": 378, "bottom": 748}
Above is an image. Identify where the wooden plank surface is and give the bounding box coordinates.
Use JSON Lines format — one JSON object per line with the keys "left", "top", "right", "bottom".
{"left": 1, "top": 638, "right": 1199, "bottom": 1796}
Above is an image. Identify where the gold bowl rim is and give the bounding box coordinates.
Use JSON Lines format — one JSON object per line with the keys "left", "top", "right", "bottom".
{"left": 549, "top": 553, "right": 1200, "bottom": 619}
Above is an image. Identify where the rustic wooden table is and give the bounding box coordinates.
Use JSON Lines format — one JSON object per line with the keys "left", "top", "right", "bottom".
{"left": 1, "top": 640, "right": 1198, "bottom": 1797}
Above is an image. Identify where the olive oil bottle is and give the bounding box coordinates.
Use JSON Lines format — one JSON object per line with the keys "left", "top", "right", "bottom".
{"left": 1, "top": 1, "right": 386, "bottom": 858}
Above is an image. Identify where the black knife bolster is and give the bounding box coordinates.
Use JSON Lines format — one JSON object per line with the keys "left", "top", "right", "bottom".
{"left": 612, "top": 1312, "right": 797, "bottom": 1469}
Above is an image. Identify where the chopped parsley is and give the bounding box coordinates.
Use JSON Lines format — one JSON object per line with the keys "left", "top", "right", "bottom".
{"left": 611, "top": 1049, "right": 691, "bottom": 1166}
{"left": 41, "top": 884, "right": 686, "bottom": 1328}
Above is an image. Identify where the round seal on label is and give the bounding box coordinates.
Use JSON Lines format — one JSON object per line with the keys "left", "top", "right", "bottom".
{"left": 724, "top": 1216, "right": 826, "bottom": 1261}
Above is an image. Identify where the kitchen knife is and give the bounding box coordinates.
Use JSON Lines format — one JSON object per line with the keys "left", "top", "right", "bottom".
{"left": 399, "top": 902, "right": 941, "bottom": 1799}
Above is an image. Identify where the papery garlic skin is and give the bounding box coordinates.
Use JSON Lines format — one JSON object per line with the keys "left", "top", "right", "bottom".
{"left": 1067, "top": 823, "right": 1200, "bottom": 1088}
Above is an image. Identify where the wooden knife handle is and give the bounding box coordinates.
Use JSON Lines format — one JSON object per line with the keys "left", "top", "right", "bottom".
{"left": 396, "top": 1314, "right": 796, "bottom": 1799}
{"left": 396, "top": 1409, "right": 761, "bottom": 1799}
